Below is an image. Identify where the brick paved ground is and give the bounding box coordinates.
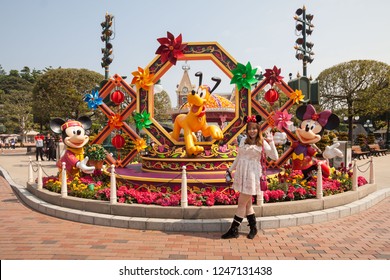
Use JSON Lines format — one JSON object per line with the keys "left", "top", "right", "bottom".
{"left": 1, "top": 173, "right": 389, "bottom": 260}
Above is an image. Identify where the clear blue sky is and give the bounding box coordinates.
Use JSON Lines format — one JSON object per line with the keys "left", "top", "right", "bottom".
{"left": 2, "top": 0, "right": 390, "bottom": 107}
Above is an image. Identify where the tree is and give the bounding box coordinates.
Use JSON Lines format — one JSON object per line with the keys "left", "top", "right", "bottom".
{"left": 154, "top": 89, "right": 172, "bottom": 122}
{"left": 20, "top": 66, "right": 43, "bottom": 83}
{"left": 317, "top": 60, "right": 390, "bottom": 142}
{"left": 32, "top": 68, "right": 104, "bottom": 129}
{"left": 0, "top": 65, "right": 6, "bottom": 76}
{"left": 0, "top": 74, "right": 35, "bottom": 139}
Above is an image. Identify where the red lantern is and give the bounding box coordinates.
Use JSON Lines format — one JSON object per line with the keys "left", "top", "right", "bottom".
{"left": 111, "top": 90, "right": 125, "bottom": 105}
{"left": 264, "top": 88, "right": 279, "bottom": 105}
{"left": 112, "top": 134, "right": 125, "bottom": 149}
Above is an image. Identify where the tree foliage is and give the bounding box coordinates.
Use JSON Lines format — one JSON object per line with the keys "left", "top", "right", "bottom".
{"left": 317, "top": 60, "right": 390, "bottom": 141}
{"left": 32, "top": 68, "right": 104, "bottom": 126}
{"left": 0, "top": 73, "right": 35, "bottom": 135}
{"left": 318, "top": 60, "right": 390, "bottom": 116}
{"left": 153, "top": 89, "right": 172, "bottom": 122}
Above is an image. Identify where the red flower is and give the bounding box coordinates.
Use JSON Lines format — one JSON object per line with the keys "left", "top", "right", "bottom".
{"left": 155, "top": 32, "right": 187, "bottom": 65}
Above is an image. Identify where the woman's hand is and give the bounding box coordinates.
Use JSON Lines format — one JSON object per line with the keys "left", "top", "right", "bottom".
{"left": 264, "top": 130, "right": 274, "bottom": 143}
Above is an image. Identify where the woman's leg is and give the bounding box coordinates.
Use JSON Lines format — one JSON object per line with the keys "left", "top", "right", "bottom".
{"left": 244, "top": 195, "right": 258, "bottom": 239}
{"left": 221, "top": 193, "right": 252, "bottom": 239}
{"left": 245, "top": 196, "right": 254, "bottom": 216}
{"left": 235, "top": 193, "right": 252, "bottom": 217}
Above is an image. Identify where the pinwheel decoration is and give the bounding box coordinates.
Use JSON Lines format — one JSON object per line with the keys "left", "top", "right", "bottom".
{"left": 133, "top": 138, "right": 147, "bottom": 152}
{"left": 84, "top": 89, "right": 103, "bottom": 110}
{"left": 230, "top": 62, "right": 258, "bottom": 90}
{"left": 272, "top": 109, "right": 293, "bottom": 131}
{"left": 131, "top": 67, "right": 155, "bottom": 91}
{"left": 133, "top": 111, "right": 152, "bottom": 131}
{"left": 263, "top": 65, "right": 284, "bottom": 86}
{"left": 108, "top": 113, "right": 124, "bottom": 129}
{"left": 155, "top": 32, "right": 187, "bottom": 65}
{"left": 290, "top": 89, "right": 304, "bottom": 104}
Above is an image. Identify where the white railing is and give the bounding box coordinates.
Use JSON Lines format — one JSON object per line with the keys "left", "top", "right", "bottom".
{"left": 28, "top": 157, "right": 376, "bottom": 206}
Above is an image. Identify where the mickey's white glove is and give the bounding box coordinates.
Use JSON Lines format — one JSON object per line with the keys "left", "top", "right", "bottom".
{"left": 323, "top": 142, "right": 343, "bottom": 160}
{"left": 76, "top": 156, "right": 95, "bottom": 174}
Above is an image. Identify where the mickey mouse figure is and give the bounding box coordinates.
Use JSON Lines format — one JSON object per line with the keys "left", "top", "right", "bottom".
{"left": 50, "top": 116, "right": 95, "bottom": 179}
{"left": 292, "top": 104, "right": 342, "bottom": 178}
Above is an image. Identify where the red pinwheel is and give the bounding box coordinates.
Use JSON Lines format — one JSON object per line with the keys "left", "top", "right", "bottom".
{"left": 264, "top": 88, "right": 279, "bottom": 105}
{"left": 155, "top": 32, "right": 187, "bottom": 65}
{"left": 111, "top": 90, "right": 125, "bottom": 105}
{"left": 263, "top": 66, "right": 284, "bottom": 86}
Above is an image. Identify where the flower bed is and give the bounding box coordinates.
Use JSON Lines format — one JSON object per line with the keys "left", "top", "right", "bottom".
{"left": 43, "top": 163, "right": 368, "bottom": 207}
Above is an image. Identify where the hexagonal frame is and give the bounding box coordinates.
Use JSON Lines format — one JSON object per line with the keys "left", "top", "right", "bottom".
{"left": 140, "top": 42, "right": 251, "bottom": 150}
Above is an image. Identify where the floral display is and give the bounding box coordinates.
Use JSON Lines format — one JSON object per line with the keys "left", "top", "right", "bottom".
{"left": 155, "top": 32, "right": 187, "bottom": 65}
{"left": 42, "top": 161, "right": 368, "bottom": 207}
{"left": 84, "top": 89, "right": 103, "bottom": 110}
{"left": 84, "top": 144, "right": 107, "bottom": 161}
{"left": 230, "top": 61, "right": 258, "bottom": 90}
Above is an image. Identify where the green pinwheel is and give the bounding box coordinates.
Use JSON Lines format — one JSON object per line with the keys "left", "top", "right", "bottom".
{"left": 230, "top": 62, "right": 258, "bottom": 90}
{"left": 133, "top": 111, "right": 152, "bottom": 131}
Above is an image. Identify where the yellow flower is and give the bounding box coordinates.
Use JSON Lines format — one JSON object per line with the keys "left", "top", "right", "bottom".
{"left": 133, "top": 138, "right": 147, "bottom": 152}
{"left": 290, "top": 89, "right": 304, "bottom": 104}
{"left": 131, "top": 67, "right": 154, "bottom": 90}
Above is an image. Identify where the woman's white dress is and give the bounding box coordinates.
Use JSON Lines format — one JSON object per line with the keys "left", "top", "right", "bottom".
{"left": 229, "top": 140, "right": 278, "bottom": 195}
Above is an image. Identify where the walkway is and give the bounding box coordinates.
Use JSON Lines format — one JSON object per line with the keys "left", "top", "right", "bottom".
{"left": 0, "top": 148, "right": 389, "bottom": 260}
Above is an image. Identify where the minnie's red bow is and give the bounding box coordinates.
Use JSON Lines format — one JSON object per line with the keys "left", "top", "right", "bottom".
{"left": 246, "top": 115, "right": 257, "bottom": 123}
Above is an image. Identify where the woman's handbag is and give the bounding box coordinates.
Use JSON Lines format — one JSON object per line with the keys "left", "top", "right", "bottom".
{"left": 260, "top": 147, "right": 268, "bottom": 191}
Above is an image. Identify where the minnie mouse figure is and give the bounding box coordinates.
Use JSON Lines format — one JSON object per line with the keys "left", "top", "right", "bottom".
{"left": 50, "top": 116, "right": 95, "bottom": 179}
{"left": 292, "top": 104, "right": 342, "bottom": 178}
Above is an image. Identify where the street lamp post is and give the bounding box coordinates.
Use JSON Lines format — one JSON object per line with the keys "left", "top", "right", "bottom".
{"left": 294, "top": 6, "right": 315, "bottom": 77}
{"left": 363, "top": 119, "right": 373, "bottom": 133}
{"left": 344, "top": 115, "right": 359, "bottom": 144}
{"left": 101, "top": 13, "right": 114, "bottom": 80}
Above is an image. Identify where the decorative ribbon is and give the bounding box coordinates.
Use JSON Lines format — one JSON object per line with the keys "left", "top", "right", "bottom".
{"left": 302, "top": 104, "right": 332, "bottom": 127}
{"left": 292, "top": 153, "right": 304, "bottom": 160}
{"left": 245, "top": 115, "right": 257, "bottom": 123}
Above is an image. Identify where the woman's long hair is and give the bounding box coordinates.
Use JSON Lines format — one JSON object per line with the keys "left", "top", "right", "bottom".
{"left": 244, "top": 122, "right": 263, "bottom": 146}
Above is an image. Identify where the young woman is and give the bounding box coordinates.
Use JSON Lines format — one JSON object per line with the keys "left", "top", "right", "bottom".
{"left": 222, "top": 115, "right": 279, "bottom": 239}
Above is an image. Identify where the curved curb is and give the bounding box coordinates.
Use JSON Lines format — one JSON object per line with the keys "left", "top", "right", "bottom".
{"left": 1, "top": 166, "right": 390, "bottom": 233}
